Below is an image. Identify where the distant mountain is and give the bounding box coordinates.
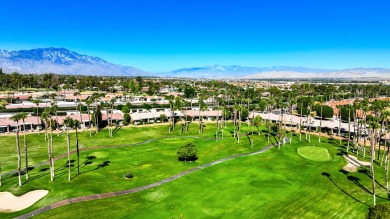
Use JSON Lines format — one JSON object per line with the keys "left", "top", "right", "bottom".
{"left": 0, "top": 48, "right": 150, "bottom": 76}
{"left": 244, "top": 67, "right": 390, "bottom": 79}
{"left": 164, "top": 64, "right": 333, "bottom": 78}
{"left": 166, "top": 64, "right": 390, "bottom": 79}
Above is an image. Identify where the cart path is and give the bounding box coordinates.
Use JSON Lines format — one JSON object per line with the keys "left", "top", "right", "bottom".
{"left": 14, "top": 144, "right": 274, "bottom": 219}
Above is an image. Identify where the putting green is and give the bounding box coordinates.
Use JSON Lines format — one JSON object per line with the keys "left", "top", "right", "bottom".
{"left": 297, "top": 146, "right": 331, "bottom": 161}
{"left": 159, "top": 137, "right": 194, "bottom": 144}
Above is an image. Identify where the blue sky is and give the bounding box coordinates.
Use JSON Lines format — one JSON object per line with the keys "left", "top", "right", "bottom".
{"left": 0, "top": 0, "right": 389, "bottom": 72}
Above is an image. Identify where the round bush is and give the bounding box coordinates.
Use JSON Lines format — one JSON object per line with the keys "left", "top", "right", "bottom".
{"left": 123, "top": 172, "right": 134, "bottom": 179}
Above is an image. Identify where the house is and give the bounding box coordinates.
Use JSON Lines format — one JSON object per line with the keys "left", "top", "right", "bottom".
{"left": 0, "top": 116, "right": 42, "bottom": 133}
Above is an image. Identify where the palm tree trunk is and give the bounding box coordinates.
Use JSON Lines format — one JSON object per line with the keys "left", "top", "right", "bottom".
{"left": 370, "top": 129, "right": 377, "bottom": 206}
{"left": 67, "top": 129, "right": 71, "bottom": 181}
{"left": 76, "top": 126, "right": 80, "bottom": 175}
{"left": 299, "top": 103, "right": 303, "bottom": 141}
{"left": 23, "top": 119, "right": 28, "bottom": 179}
{"left": 16, "top": 123, "right": 22, "bottom": 186}
{"left": 347, "top": 107, "right": 351, "bottom": 152}
{"left": 56, "top": 112, "right": 59, "bottom": 136}
{"left": 36, "top": 106, "right": 40, "bottom": 135}
{"left": 0, "top": 162, "right": 2, "bottom": 186}
{"left": 49, "top": 119, "right": 55, "bottom": 181}
{"left": 87, "top": 105, "right": 92, "bottom": 137}
{"left": 319, "top": 105, "right": 322, "bottom": 143}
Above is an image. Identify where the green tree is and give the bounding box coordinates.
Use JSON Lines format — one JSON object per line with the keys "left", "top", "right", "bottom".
{"left": 177, "top": 142, "right": 197, "bottom": 162}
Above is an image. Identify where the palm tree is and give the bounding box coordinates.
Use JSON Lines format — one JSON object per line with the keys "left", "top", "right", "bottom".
{"left": 0, "top": 162, "right": 2, "bottom": 186}
{"left": 45, "top": 107, "right": 56, "bottom": 181}
{"left": 10, "top": 113, "right": 22, "bottom": 186}
{"left": 86, "top": 99, "right": 93, "bottom": 136}
{"left": 198, "top": 97, "right": 207, "bottom": 134}
{"left": 109, "top": 98, "right": 116, "bottom": 137}
{"left": 384, "top": 121, "right": 390, "bottom": 199}
{"left": 19, "top": 112, "right": 29, "bottom": 179}
{"left": 51, "top": 103, "right": 60, "bottom": 136}
{"left": 307, "top": 97, "right": 314, "bottom": 143}
{"left": 64, "top": 117, "right": 74, "bottom": 181}
{"left": 32, "top": 99, "right": 41, "bottom": 135}
{"left": 73, "top": 119, "right": 81, "bottom": 175}
{"left": 336, "top": 105, "right": 342, "bottom": 145}
{"left": 367, "top": 115, "right": 380, "bottom": 206}
{"left": 347, "top": 103, "right": 352, "bottom": 152}
{"left": 318, "top": 97, "right": 324, "bottom": 143}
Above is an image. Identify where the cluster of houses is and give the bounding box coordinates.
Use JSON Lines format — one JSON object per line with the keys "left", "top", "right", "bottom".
{"left": 0, "top": 90, "right": 223, "bottom": 134}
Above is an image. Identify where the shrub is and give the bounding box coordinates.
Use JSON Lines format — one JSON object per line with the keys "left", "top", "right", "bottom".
{"left": 123, "top": 114, "right": 131, "bottom": 126}
{"left": 177, "top": 142, "right": 197, "bottom": 162}
{"left": 297, "top": 106, "right": 310, "bottom": 116}
{"left": 314, "top": 104, "right": 334, "bottom": 119}
{"left": 123, "top": 172, "right": 134, "bottom": 179}
{"left": 367, "top": 203, "right": 390, "bottom": 219}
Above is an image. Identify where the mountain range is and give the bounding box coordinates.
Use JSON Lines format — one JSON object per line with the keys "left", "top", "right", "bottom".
{"left": 1, "top": 48, "right": 390, "bottom": 79}
{"left": 0, "top": 48, "right": 149, "bottom": 76}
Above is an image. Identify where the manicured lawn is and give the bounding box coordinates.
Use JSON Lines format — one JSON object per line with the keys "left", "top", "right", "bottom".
{"left": 1, "top": 123, "right": 389, "bottom": 218}
{"left": 298, "top": 146, "right": 331, "bottom": 161}
{"left": 0, "top": 122, "right": 270, "bottom": 218}
{"left": 31, "top": 135, "right": 390, "bottom": 219}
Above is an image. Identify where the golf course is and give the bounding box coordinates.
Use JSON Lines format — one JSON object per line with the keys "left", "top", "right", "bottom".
{"left": 0, "top": 122, "right": 388, "bottom": 218}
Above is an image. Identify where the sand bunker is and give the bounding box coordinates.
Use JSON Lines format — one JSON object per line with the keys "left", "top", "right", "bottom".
{"left": 343, "top": 154, "right": 371, "bottom": 172}
{"left": 0, "top": 190, "right": 48, "bottom": 213}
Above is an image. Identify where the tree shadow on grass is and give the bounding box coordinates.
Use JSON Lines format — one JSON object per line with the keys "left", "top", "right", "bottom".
{"left": 112, "top": 126, "right": 122, "bottom": 136}
{"left": 347, "top": 176, "right": 372, "bottom": 194}
{"left": 321, "top": 172, "right": 369, "bottom": 207}
{"left": 79, "top": 161, "right": 111, "bottom": 175}
{"left": 358, "top": 169, "right": 387, "bottom": 191}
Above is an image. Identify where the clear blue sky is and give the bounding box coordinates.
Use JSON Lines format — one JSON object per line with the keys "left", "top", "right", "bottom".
{"left": 1, "top": 0, "right": 390, "bottom": 72}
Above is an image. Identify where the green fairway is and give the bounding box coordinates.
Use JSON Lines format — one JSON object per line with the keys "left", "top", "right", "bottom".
{"left": 298, "top": 146, "right": 331, "bottom": 161}
{"left": 0, "top": 123, "right": 389, "bottom": 219}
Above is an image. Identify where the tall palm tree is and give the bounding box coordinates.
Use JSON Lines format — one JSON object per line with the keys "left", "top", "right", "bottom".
{"left": 45, "top": 107, "right": 56, "bottom": 181}
{"left": 367, "top": 115, "right": 380, "bottom": 206}
{"left": 384, "top": 121, "right": 390, "bottom": 199}
{"left": 10, "top": 113, "right": 22, "bottom": 186}
{"left": 51, "top": 103, "right": 60, "bottom": 136}
{"left": 64, "top": 117, "right": 74, "bottom": 181}
{"left": 73, "top": 119, "right": 81, "bottom": 175}
{"left": 109, "top": 98, "right": 116, "bottom": 137}
{"left": 318, "top": 97, "right": 324, "bottom": 143}
{"left": 198, "top": 97, "right": 207, "bottom": 134}
{"left": 19, "top": 112, "right": 29, "bottom": 179}
{"left": 307, "top": 97, "right": 314, "bottom": 143}
{"left": 32, "top": 99, "right": 42, "bottom": 135}
{"left": 346, "top": 103, "right": 352, "bottom": 152}
{"left": 86, "top": 99, "right": 93, "bottom": 136}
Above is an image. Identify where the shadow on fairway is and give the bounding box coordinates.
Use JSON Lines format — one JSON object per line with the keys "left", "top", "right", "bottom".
{"left": 112, "top": 126, "right": 122, "bottom": 136}
{"left": 321, "top": 172, "right": 369, "bottom": 207}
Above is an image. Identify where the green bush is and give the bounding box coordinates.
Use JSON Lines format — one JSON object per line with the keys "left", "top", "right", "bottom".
{"left": 314, "top": 104, "right": 334, "bottom": 119}
{"left": 367, "top": 203, "right": 390, "bottom": 219}
{"left": 123, "top": 172, "right": 134, "bottom": 179}
{"left": 177, "top": 142, "right": 197, "bottom": 162}
{"left": 297, "top": 106, "right": 310, "bottom": 116}
{"left": 123, "top": 114, "right": 131, "bottom": 126}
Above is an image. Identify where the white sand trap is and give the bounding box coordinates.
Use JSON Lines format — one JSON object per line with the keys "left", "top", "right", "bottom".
{"left": 343, "top": 154, "right": 371, "bottom": 172}
{"left": 0, "top": 190, "right": 48, "bottom": 213}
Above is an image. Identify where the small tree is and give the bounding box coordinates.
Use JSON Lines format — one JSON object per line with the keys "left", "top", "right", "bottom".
{"left": 177, "top": 142, "right": 197, "bottom": 162}
{"left": 315, "top": 104, "right": 334, "bottom": 119}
